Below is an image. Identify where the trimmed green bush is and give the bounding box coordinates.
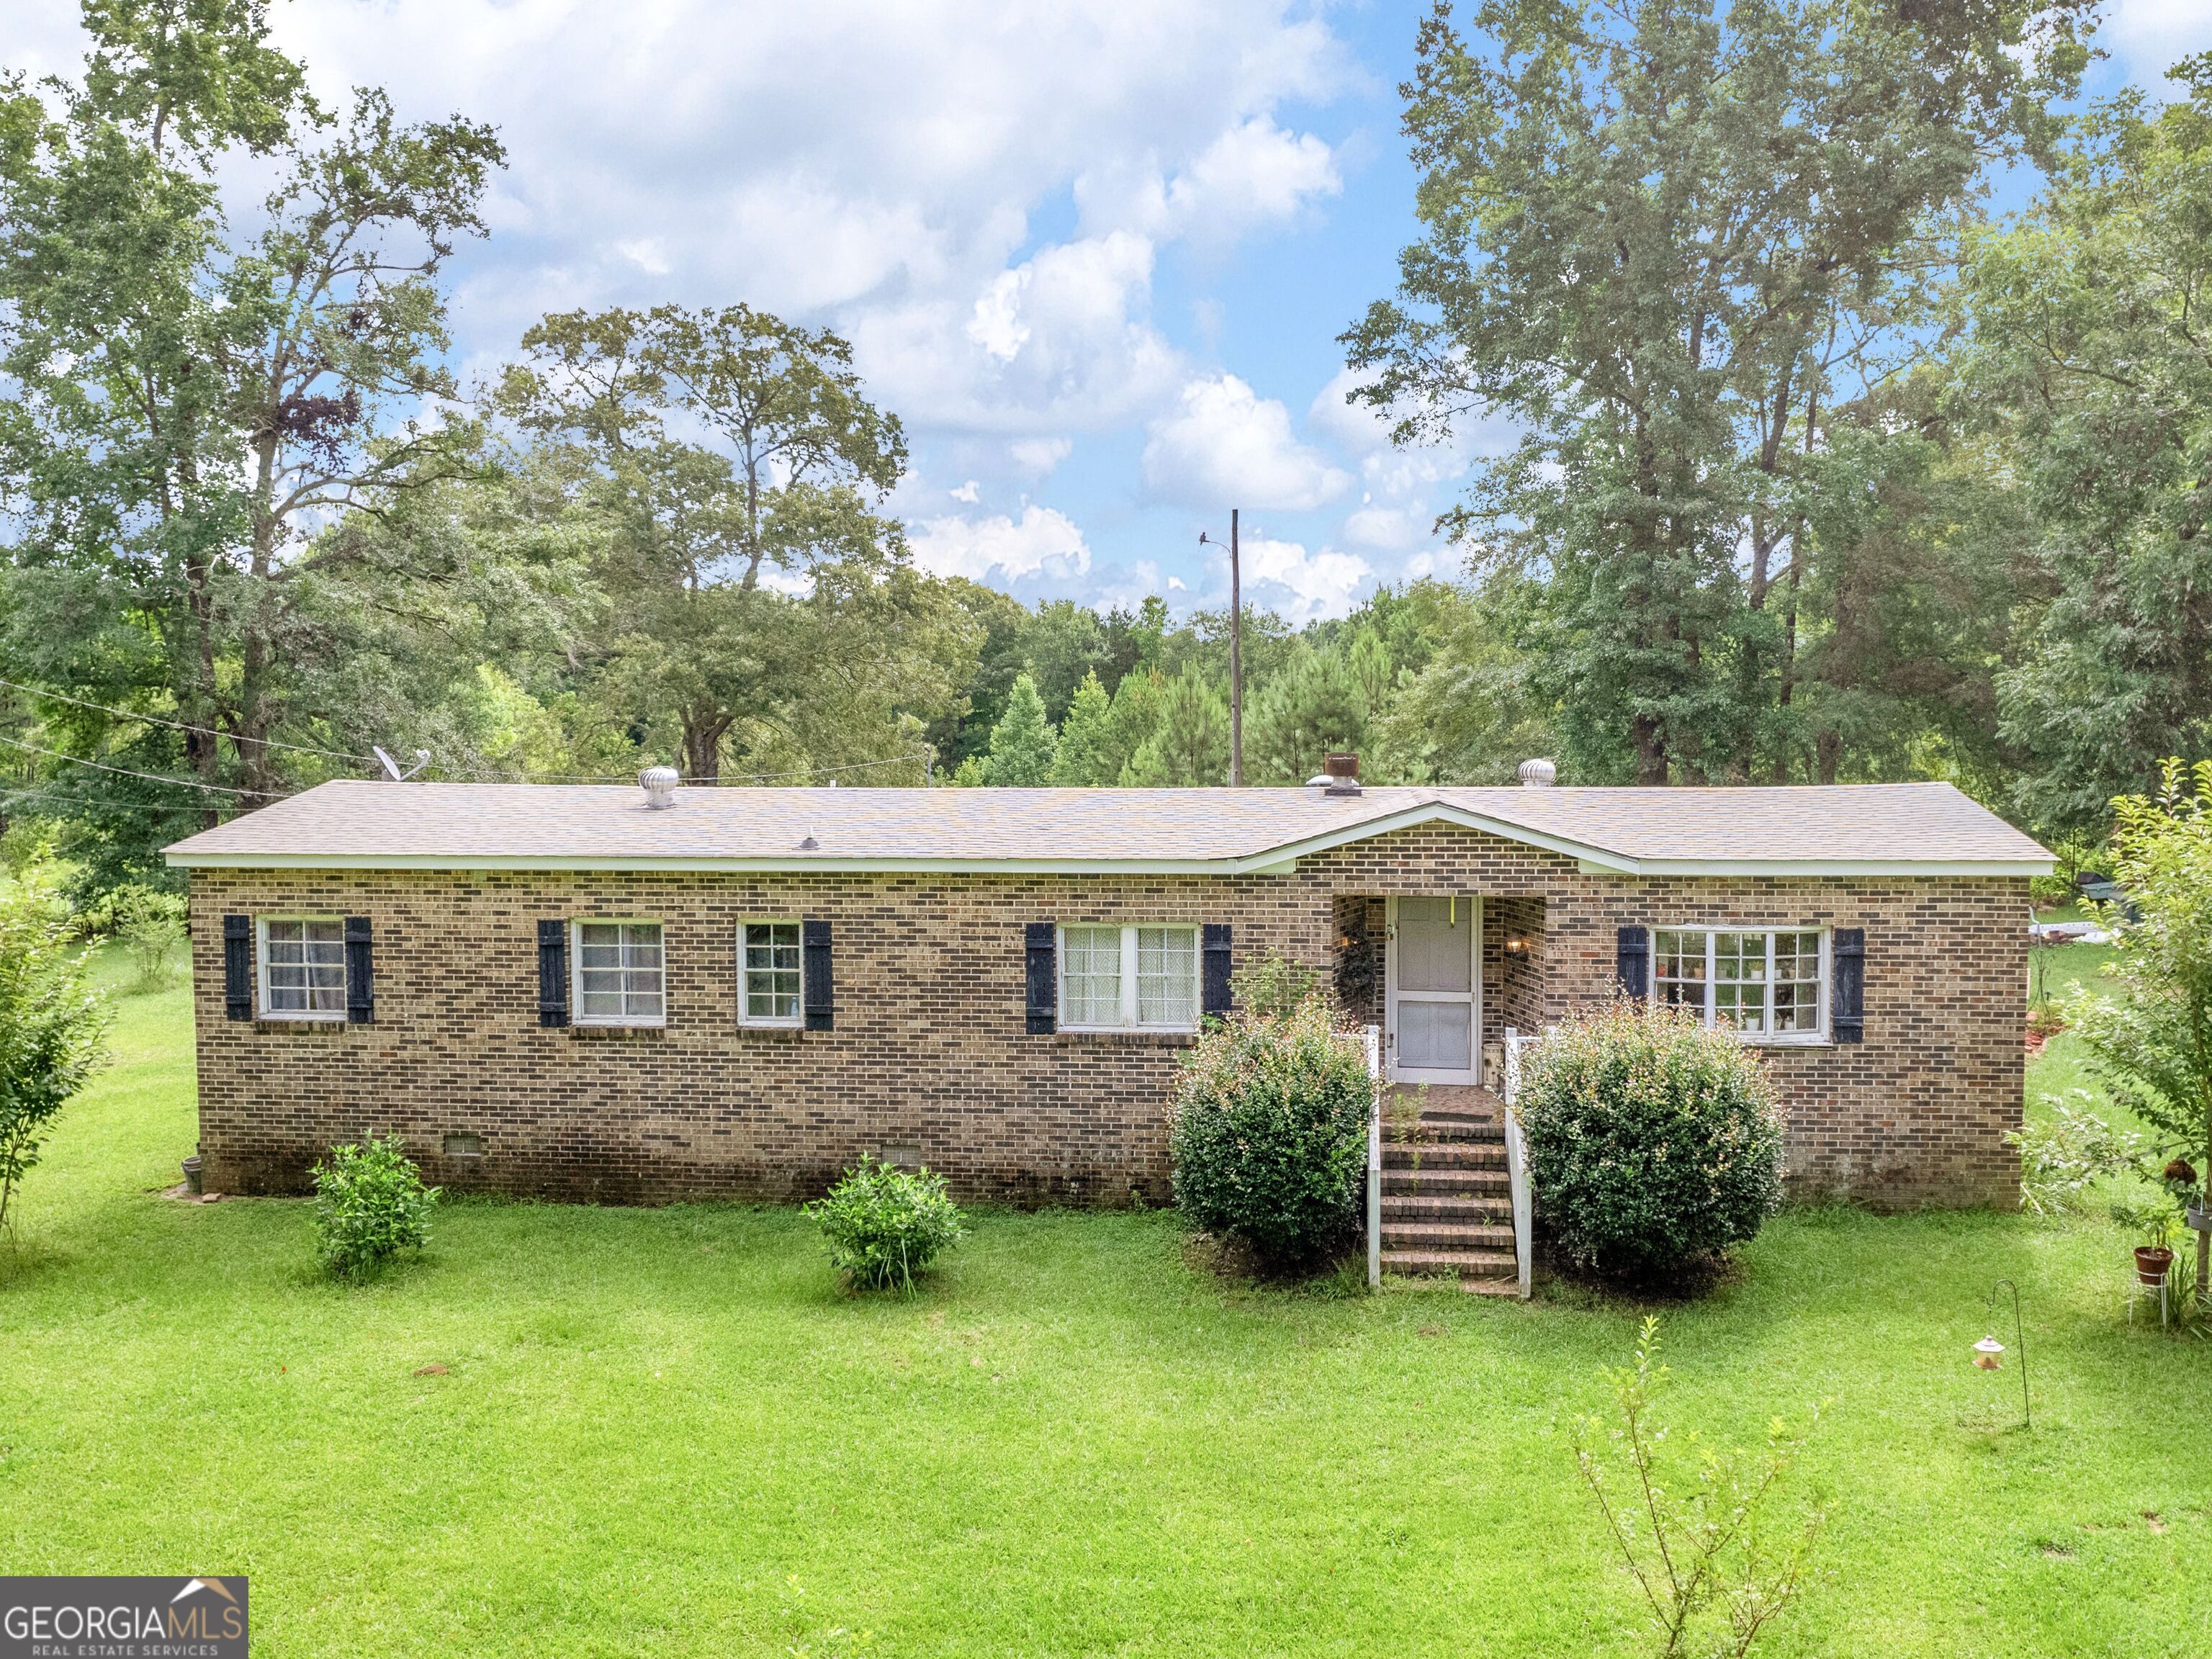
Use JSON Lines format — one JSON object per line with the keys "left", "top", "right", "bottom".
{"left": 312, "top": 1134, "right": 439, "bottom": 1282}
{"left": 1517, "top": 1000, "right": 1784, "bottom": 1286}
{"left": 1169, "top": 994, "right": 1372, "bottom": 1272}
{"left": 806, "top": 1157, "right": 967, "bottom": 1291}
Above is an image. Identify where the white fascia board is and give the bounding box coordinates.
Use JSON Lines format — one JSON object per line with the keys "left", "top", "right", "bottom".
{"left": 1574, "top": 857, "right": 2054, "bottom": 878}
{"left": 163, "top": 850, "right": 1295, "bottom": 876}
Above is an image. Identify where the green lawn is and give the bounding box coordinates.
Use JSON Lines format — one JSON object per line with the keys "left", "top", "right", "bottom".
{"left": 3, "top": 955, "right": 2208, "bottom": 1657}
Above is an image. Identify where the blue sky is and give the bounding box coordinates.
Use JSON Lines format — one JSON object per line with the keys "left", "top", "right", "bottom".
{"left": 7, "top": 1, "right": 2209, "bottom": 624}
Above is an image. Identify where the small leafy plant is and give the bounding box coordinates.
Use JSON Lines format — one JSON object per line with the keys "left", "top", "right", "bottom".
{"left": 1169, "top": 992, "right": 1372, "bottom": 1273}
{"left": 1571, "top": 1317, "right": 1827, "bottom": 1659}
{"left": 1517, "top": 1001, "right": 1784, "bottom": 1287}
{"left": 806, "top": 1157, "right": 966, "bottom": 1292}
{"left": 312, "top": 1135, "right": 439, "bottom": 1282}
{"left": 88, "top": 884, "right": 189, "bottom": 992}
{"left": 2008, "top": 1090, "right": 2143, "bottom": 1214}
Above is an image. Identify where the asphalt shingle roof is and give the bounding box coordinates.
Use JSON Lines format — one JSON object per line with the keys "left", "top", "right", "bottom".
{"left": 163, "top": 778, "right": 2053, "bottom": 875}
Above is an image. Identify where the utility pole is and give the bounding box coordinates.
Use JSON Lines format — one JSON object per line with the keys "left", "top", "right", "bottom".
{"left": 1200, "top": 508, "right": 1244, "bottom": 786}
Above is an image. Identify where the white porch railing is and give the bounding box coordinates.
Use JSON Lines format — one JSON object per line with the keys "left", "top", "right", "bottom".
{"left": 1364, "top": 1023, "right": 1382, "bottom": 1290}
{"left": 1500, "top": 1026, "right": 1538, "bottom": 1300}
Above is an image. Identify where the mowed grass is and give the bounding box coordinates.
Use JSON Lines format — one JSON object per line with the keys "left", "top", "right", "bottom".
{"left": 2, "top": 954, "right": 2208, "bottom": 1657}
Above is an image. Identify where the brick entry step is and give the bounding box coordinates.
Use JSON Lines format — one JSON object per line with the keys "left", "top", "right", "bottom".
{"left": 1380, "top": 1085, "right": 1517, "bottom": 1291}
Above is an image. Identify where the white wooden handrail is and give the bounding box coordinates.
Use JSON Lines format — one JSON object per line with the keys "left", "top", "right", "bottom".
{"left": 1364, "top": 1022, "right": 1382, "bottom": 1290}
{"left": 1501, "top": 1025, "right": 1535, "bottom": 1300}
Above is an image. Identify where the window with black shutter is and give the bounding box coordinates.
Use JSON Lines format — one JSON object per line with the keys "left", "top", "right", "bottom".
{"left": 536, "top": 919, "right": 570, "bottom": 1028}
{"left": 1616, "top": 925, "right": 1649, "bottom": 1002}
{"left": 344, "top": 916, "right": 374, "bottom": 1024}
{"left": 1025, "top": 922, "right": 1057, "bottom": 1033}
{"left": 802, "top": 919, "right": 835, "bottom": 1031}
{"left": 1832, "top": 927, "right": 1865, "bottom": 1043}
{"left": 1201, "top": 923, "right": 1233, "bottom": 1018}
{"left": 223, "top": 914, "right": 253, "bottom": 1020}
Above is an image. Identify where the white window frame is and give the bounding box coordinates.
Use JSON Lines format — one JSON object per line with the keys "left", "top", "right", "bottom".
{"left": 1056, "top": 923, "right": 1201, "bottom": 1033}
{"left": 737, "top": 918, "right": 805, "bottom": 1029}
{"left": 256, "top": 914, "right": 348, "bottom": 1022}
{"left": 570, "top": 918, "right": 667, "bottom": 1028}
{"left": 1653, "top": 925, "right": 1830, "bottom": 1046}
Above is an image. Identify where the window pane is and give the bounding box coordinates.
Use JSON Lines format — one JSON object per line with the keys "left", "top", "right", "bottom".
{"left": 1653, "top": 928, "right": 1708, "bottom": 1018}
{"left": 1063, "top": 926, "right": 1123, "bottom": 1026}
{"left": 1773, "top": 930, "right": 1822, "bottom": 1033}
{"left": 579, "top": 922, "right": 663, "bottom": 1021}
{"left": 1136, "top": 927, "right": 1197, "bottom": 1026}
{"left": 744, "top": 922, "right": 802, "bottom": 1020}
{"left": 265, "top": 918, "right": 343, "bottom": 1013}
{"left": 1712, "top": 932, "right": 1768, "bottom": 1033}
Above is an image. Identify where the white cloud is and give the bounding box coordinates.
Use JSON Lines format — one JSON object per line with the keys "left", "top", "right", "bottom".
{"left": 950, "top": 480, "right": 981, "bottom": 503}
{"left": 1010, "top": 437, "right": 1073, "bottom": 477}
{"left": 1238, "top": 534, "right": 1372, "bottom": 624}
{"left": 909, "top": 504, "right": 1092, "bottom": 584}
{"left": 1142, "top": 374, "right": 1349, "bottom": 511}
{"left": 2106, "top": 0, "right": 2212, "bottom": 85}
{"left": 858, "top": 232, "right": 1183, "bottom": 432}
{"left": 1078, "top": 115, "right": 1341, "bottom": 250}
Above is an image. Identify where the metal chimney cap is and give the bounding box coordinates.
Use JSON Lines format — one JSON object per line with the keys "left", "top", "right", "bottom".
{"left": 1322, "top": 752, "right": 1362, "bottom": 796}
{"left": 639, "top": 766, "right": 680, "bottom": 808}
{"left": 1518, "top": 757, "right": 1557, "bottom": 788}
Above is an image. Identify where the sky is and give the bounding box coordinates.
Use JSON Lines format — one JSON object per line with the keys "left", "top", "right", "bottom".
{"left": 4, "top": 1, "right": 2210, "bottom": 626}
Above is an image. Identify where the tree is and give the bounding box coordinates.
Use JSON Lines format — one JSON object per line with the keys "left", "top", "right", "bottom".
{"left": 495, "top": 305, "right": 967, "bottom": 782}
{"left": 1956, "top": 63, "right": 2212, "bottom": 832}
{"left": 1346, "top": 0, "right": 2095, "bottom": 785}
{"left": 0, "top": 859, "right": 109, "bottom": 1233}
{"left": 982, "top": 673, "right": 1057, "bottom": 786}
{"left": 0, "top": 2, "right": 504, "bottom": 876}
{"left": 1245, "top": 644, "right": 1367, "bottom": 784}
{"left": 1048, "top": 670, "right": 1118, "bottom": 786}
{"left": 2067, "top": 760, "right": 2212, "bottom": 1309}
{"left": 1123, "top": 667, "right": 1228, "bottom": 786}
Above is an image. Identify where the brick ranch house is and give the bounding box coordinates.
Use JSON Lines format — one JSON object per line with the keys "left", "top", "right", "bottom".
{"left": 168, "top": 768, "right": 2051, "bottom": 1226}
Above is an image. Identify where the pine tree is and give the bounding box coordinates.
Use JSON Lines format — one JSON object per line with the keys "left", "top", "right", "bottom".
{"left": 985, "top": 672, "right": 1058, "bottom": 786}
{"left": 1048, "top": 669, "right": 1116, "bottom": 786}
{"left": 1246, "top": 645, "right": 1367, "bottom": 784}
{"left": 1121, "top": 667, "right": 1228, "bottom": 786}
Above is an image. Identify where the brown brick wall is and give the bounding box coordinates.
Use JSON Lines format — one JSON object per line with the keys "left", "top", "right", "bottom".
{"left": 186, "top": 819, "right": 2028, "bottom": 1210}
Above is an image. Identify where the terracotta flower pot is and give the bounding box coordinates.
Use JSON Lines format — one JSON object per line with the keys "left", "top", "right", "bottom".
{"left": 2135, "top": 1246, "right": 2174, "bottom": 1287}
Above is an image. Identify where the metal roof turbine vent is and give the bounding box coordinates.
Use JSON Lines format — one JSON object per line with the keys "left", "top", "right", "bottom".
{"left": 639, "top": 766, "right": 680, "bottom": 809}
{"left": 1518, "top": 757, "right": 1557, "bottom": 788}
{"left": 1323, "top": 752, "right": 1362, "bottom": 797}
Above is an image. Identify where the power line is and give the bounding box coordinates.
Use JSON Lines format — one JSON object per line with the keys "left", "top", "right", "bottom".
{"left": 0, "top": 732, "right": 280, "bottom": 796}
{"left": 0, "top": 674, "right": 380, "bottom": 764}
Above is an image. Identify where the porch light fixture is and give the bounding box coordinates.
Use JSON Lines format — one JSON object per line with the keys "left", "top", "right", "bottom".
{"left": 1504, "top": 935, "right": 1529, "bottom": 958}
{"left": 1972, "top": 1278, "right": 2031, "bottom": 1429}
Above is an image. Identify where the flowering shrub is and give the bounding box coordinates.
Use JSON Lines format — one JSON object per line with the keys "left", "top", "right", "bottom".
{"left": 312, "top": 1135, "right": 439, "bottom": 1282}
{"left": 806, "top": 1157, "right": 966, "bottom": 1292}
{"left": 1169, "top": 994, "right": 1372, "bottom": 1272}
{"left": 1516, "top": 1001, "right": 1783, "bottom": 1286}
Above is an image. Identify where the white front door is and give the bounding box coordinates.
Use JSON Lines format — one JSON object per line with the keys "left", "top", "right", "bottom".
{"left": 1388, "top": 895, "right": 1480, "bottom": 1083}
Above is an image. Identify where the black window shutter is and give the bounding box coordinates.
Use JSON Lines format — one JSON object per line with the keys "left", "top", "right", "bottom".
{"left": 803, "top": 919, "right": 835, "bottom": 1031}
{"left": 1616, "top": 925, "right": 1649, "bottom": 1002}
{"left": 344, "top": 916, "right": 374, "bottom": 1024}
{"left": 1201, "top": 923, "right": 1233, "bottom": 1017}
{"left": 223, "top": 914, "right": 253, "bottom": 1020}
{"left": 537, "top": 920, "right": 570, "bottom": 1028}
{"left": 1832, "top": 927, "right": 1865, "bottom": 1044}
{"left": 1025, "top": 922, "right": 1057, "bottom": 1034}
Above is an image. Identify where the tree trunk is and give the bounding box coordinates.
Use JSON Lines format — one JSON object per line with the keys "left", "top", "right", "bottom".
{"left": 681, "top": 709, "right": 732, "bottom": 783}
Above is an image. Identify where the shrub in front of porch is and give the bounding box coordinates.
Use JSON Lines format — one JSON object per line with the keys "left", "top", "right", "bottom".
{"left": 1169, "top": 994, "right": 1371, "bottom": 1273}
{"left": 1517, "top": 1001, "right": 1784, "bottom": 1287}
